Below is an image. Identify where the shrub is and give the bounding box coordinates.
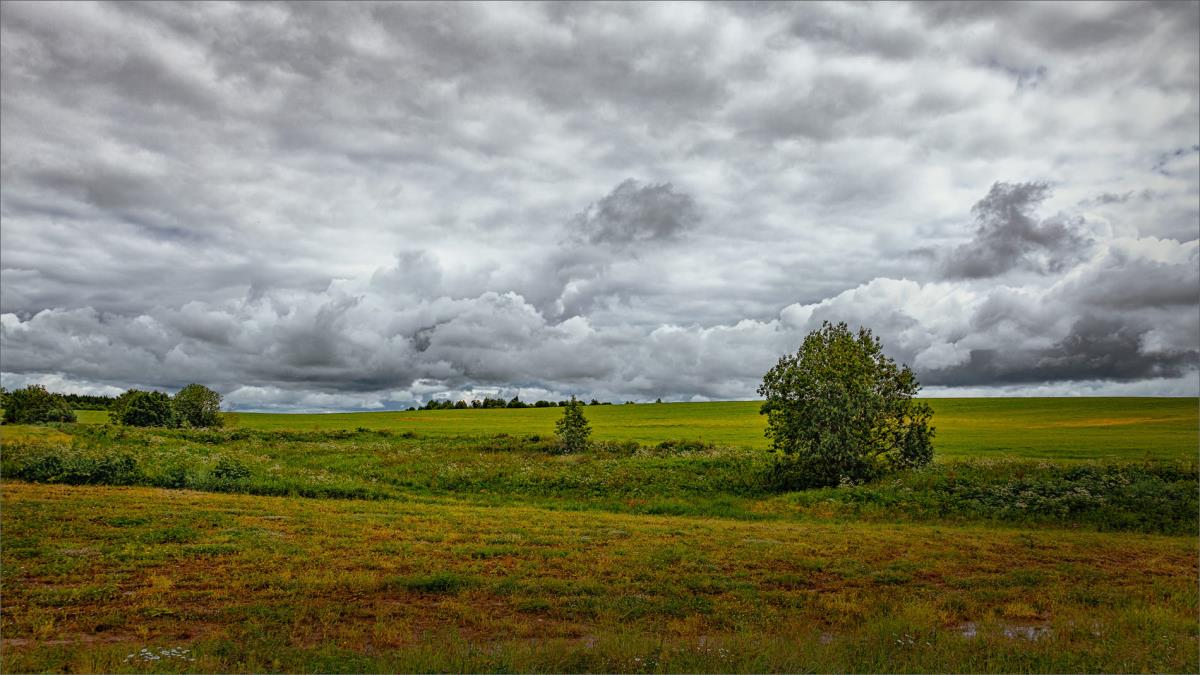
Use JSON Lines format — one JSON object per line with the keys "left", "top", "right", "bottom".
{"left": 2, "top": 385, "right": 77, "bottom": 424}
{"left": 173, "top": 384, "right": 223, "bottom": 428}
{"left": 555, "top": 396, "right": 591, "bottom": 453}
{"left": 211, "top": 456, "right": 251, "bottom": 481}
{"left": 759, "top": 321, "right": 934, "bottom": 489}
{"left": 119, "top": 391, "right": 176, "bottom": 427}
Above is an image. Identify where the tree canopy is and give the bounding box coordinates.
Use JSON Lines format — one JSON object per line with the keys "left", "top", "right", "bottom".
{"left": 758, "top": 321, "right": 934, "bottom": 488}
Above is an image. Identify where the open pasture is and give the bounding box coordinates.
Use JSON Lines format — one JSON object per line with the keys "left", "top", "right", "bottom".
{"left": 70, "top": 397, "right": 1200, "bottom": 462}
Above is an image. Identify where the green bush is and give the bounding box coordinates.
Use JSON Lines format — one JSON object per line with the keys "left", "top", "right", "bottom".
{"left": 173, "top": 384, "right": 224, "bottom": 428}
{"left": 2, "top": 385, "right": 77, "bottom": 424}
{"left": 211, "top": 456, "right": 251, "bottom": 481}
{"left": 119, "top": 391, "right": 176, "bottom": 427}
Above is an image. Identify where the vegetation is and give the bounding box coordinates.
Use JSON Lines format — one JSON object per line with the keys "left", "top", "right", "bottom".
{"left": 760, "top": 322, "right": 934, "bottom": 488}
{"left": 149, "top": 398, "right": 1195, "bottom": 463}
{"left": 1, "top": 481, "right": 1195, "bottom": 673}
{"left": 1, "top": 425, "right": 1195, "bottom": 535}
{"left": 0, "top": 397, "right": 1196, "bottom": 672}
{"left": 118, "top": 390, "right": 176, "bottom": 428}
{"left": 172, "top": 384, "right": 224, "bottom": 428}
{"left": 1, "top": 385, "right": 77, "bottom": 424}
{"left": 555, "top": 396, "right": 591, "bottom": 453}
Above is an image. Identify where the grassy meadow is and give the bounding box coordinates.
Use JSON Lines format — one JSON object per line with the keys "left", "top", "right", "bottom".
{"left": 72, "top": 396, "right": 1200, "bottom": 461}
{"left": 2, "top": 397, "right": 1198, "bottom": 672}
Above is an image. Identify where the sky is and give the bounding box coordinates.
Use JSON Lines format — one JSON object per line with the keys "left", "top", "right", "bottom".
{"left": 1, "top": 1, "right": 1198, "bottom": 411}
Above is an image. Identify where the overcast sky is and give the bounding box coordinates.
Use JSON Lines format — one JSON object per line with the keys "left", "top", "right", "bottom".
{"left": 1, "top": 1, "right": 1198, "bottom": 411}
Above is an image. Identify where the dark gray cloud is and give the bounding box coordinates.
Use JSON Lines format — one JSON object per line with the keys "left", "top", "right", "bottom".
{"left": 1, "top": 1, "right": 1197, "bottom": 409}
{"left": 942, "top": 182, "right": 1093, "bottom": 279}
{"left": 569, "top": 179, "right": 701, "bottom": 247}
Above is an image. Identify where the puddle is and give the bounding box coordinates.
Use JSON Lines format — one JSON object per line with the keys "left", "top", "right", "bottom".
{"left": 1003, "top": 624, "right": 1051, "bottom": 641}
{"left": 956, "top": 622, "right": 1052, "bottom": 641}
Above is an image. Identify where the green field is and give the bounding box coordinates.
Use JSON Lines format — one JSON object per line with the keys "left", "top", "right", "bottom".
{"left": 2, "top": 397, "right": 1198, "bottom": 672}
{"left": 74, "top": 397, "right": 1200, "bottom": 462}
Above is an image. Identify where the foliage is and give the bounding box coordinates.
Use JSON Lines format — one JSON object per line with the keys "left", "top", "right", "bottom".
{"left": 119, "top": 390, "right": 177, "bottom": 427}
{"left": 555, "top": 396, "right": 592, "bottom": 453}
{"left": 1, "top": 385, "right": 77, "bottom": 424}
{"left": 173, "top": 383, "right": 224, "bottom": 428}
{"left": 759, "top": 322, "right": 934, "bottom": 489}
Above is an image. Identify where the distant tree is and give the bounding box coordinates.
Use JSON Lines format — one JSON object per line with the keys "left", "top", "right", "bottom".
{"left": 589, "top": 398, "right": 600, "bottom": 406}
{"left": 655, "top": 398, "right": 663, "bottom": 404}
{"left": 534, "top": 400, "right": 552, "bottom": 408}
{"left": 759, "top": 321, "right": 934, "bottom": 489}
{"left": 506, "top": 396, "right": 527, "bottom": 409}
{"left": 555, "top": 396, "right": 591, "bottom": 453}
{"left": 120, "top": 391, "right": 176, "bottom": 427}
{"left": 173, "top": 384, "right": 223, "bottom": 428}
{"left": 2, "top": 385, "right": 76, "bottom": 424}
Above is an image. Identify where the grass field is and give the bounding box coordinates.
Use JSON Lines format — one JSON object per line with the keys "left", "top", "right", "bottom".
{"left": 73, "top": 397, "right": 1200, "bottom": 462}
{"left": 2, "top": 397, "right": 1197, "bottom": 672}
{"left": 2, "top": 483, "right": 1197, "bottom": 673}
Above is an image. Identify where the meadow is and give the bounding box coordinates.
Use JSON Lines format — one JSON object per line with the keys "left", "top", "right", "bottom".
{"left": 2, "top": 398, "right": 1197, "bottom": 672}
{"left": 73, "top": 397, "right": 1200, "bottom": 462}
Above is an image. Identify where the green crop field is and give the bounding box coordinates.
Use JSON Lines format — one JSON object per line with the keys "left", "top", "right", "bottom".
{"left": 2, "top": 397, "right": 1197, "bottom": 672}
{"left": 72, "top": 397, "right": 1200, "bottom": 462}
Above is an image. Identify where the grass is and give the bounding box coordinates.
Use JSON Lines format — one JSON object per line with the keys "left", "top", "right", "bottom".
{"left": 2, "top": 426, "right": 1196, "bottom": 534}
{"left": 69, "top": 397, "right": 1200, "bottom": 462}
{"left": 2, "top": 482, "right": 1196, "bottom": 673}
{"left": 2, "top": 397, "right": 1197, "bottom": 672}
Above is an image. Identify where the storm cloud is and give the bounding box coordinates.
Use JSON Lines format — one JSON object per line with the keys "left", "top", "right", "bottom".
{"left": 1, "top": 1, "right": 1197, "bottom": 410}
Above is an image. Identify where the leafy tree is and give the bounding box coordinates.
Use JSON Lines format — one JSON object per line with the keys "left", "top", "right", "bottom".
{"left": 173, "top": 384, "right": 224, "bottom": 428}
{"left": 555, "top": 396, "right": 591, "bottom": 453}
{"left": 2, "top": 385, "right": 76, "bottom": 424}
{"left": 120, "top": 390, "right": 176, "bottom": 427}
{"left": 758, "top": 321, "right": 934, "bottom": 489}
{"left": 453, "top": 400, "right": 468, "bottom": 409}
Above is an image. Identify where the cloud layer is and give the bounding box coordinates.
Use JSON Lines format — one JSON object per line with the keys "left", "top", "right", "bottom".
{"left": 1, "top": 1, "right": 1197, "bottom": 409}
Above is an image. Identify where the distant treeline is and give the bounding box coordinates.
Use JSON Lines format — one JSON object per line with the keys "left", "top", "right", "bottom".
{"left": 414, "top": 396, "right": 623, "bottom": 411}
{"left": 0, "top": 388, "right": 117, "bottom": 411}
{"left": 58, "top": 393, "right": 119, "bottom": 410}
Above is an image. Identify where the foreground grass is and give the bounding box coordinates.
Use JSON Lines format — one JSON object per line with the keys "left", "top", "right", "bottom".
{"left": 2, "top": 482, "right": 1196, "bottom": 673}
{"left": 71, "top": 397, "right": 1200, "bottom": 462}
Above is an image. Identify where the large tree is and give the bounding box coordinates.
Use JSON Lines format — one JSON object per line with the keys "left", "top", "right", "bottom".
{"left": 758, "top": 321, "right": 934, "bottom": 489}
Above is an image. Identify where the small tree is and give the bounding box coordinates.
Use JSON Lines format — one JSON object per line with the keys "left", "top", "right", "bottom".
{"left": 173, "top": 384, "right": 224, "bottom": 428}
{"left": 555, "top": 396, "right": 591, "bottom": 453}
{"left": 2, "top": 385, "right": 76, "bottom": 424}
{"left": 758, "top": 321, "right": 934, "bottom": 489}
{"left": 120, "top": 390, "right": 176, "bottom": 427}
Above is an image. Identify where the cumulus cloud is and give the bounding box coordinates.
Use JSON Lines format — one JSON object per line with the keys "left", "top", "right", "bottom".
{"left": 1, "top": 1, "right": 1197, "bottom": 409}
